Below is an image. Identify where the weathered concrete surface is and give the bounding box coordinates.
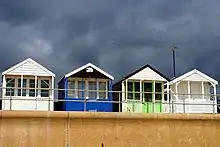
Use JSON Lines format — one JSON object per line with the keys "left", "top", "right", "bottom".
{"left": 0, "top": 111, "right": 220, "bottom": 147}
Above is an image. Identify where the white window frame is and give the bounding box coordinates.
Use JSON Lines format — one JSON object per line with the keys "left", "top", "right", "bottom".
{"left": 5, "top": 77, "right": 16, "bottom": 96}
{"left": 4, "top": 75, "right": 51, "bottom": 98}
{"left": 40, "top": 79, "right": 51, "bottom": 97}
{"left": 67, "top": 77, "right": 108, "bottom": 99}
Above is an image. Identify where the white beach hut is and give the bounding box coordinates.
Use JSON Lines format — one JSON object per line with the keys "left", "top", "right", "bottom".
{"left": 1, "top": 58, "right": 55, "bottom": 111}
{"left": 167, "top": 69, "right": 218, "bottom": 113}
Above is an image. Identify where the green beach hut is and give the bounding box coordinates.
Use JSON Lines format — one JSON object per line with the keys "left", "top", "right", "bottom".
{"left": 113, "top": 64, "right": 170, "bottom": 113}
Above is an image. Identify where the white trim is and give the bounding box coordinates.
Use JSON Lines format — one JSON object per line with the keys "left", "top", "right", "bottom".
{"left": 3, "top": 76, "right": 52, "bottom": 98}
{"left": 140, "top": 80, "right": 142, "bottom": 103}
{"left": 201, "top": 81, "right": 204, "bottom": 99}
{"left": 64, "top": 63, "right": 114, "bottom": 80}
{"left": 2, "top": 58, "right": 55, "bottom": 77}
{"left": 21, "top": 75, "right": 23, "bottom": 98}
{"left": 169, "top": 69, "right": 218, "bottom": 85}
{"left": 166, "top": 82, "right": 169, "bottom": 102}
{"left": 187, "top": 81, "right": 191, "bottom": 99}
{"left": 153, "top": 81, "right": 156, "bottom": 112}
{"left": 67, "top": 77, "right": 109, "bottom": 99}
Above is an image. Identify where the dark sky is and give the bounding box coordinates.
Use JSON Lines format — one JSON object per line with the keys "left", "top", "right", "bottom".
{"left": 0, "top": 0, "right": 220, "bottom": 87}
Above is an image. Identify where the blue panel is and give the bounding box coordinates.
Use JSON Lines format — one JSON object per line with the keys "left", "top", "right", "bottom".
{"left": 86, "top": 98, "right": 113, "bottom": 112}
{"left": 65, "top": 98, "right": 85, "bottom": 111}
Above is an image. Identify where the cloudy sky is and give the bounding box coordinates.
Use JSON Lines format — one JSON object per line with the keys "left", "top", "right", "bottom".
{"left": 0, "top": 0, "right": 220, "bottom": 86}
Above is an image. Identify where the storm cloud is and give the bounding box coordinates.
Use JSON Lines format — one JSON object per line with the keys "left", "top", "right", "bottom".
{"left": 0, "top": 0, "right": 220, "bottom": 86}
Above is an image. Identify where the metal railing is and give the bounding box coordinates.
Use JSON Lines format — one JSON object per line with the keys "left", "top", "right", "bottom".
{"left": 0, "top": 86, "right": 219, "bottom": 114}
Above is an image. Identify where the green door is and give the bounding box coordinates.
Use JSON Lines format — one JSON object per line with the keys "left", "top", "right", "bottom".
{"left": 142, "top": 82, "right": 163, "bottom": 113}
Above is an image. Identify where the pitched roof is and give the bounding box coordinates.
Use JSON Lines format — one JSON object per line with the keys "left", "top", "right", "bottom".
{"left": 113, "top": 64, "right": 170, "bottom": 85}
{"left": 64, "top": 63, "right": 114, "bottom": 80}
{"left": 2, "top": 58, "right": 55, "bottom": 77}
{"left": 169, "top": 69, "right": 218, "bottom": 85}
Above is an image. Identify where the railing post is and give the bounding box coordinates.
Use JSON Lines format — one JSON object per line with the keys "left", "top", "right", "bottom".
{"left": 172, "top": 100, "right": 174, "bottom": 113}
{"left": 213, "top": 94, "right": 215, "bottom": 114}
{"left": 48, "top": 88, "right": 51, "bottom": 111}
{"left": 84, "top": 89, "right": 86, "bottom": 112}
{"left": 10, "top": 88, "right": 12, "bottom": 110}
{"left": 119, "top": 91, "right": 121, "bottom": 112}
{"left": 183, "top": 93, "right": 185, "bottom": 114}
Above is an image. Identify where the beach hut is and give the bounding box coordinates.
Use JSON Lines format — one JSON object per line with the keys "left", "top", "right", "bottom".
{"left": 56, "top": 63, "right": 114, "bottom": 112}
{"left": 168, "top": 69, "right": 218, "bottom": 113}
{"left": 113, "top": 64, "right": 169, "bottom": 113}
{"left": 1, "top": 58, "right": 55, "bottom": 110}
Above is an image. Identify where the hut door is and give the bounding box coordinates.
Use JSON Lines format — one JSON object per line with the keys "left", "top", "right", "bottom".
{"left": 142, "top": 82, "right": 153, "bottom": 113}
{"left": 142, "top": 82, "right": 163, "bottom": 113}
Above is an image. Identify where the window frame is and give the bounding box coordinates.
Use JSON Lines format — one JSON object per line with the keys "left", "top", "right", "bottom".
{"left": 6, "top": 78, "right": 16, "bottom": 96}
{"left": 126, "top": 80, "right": 141, "bottom": 101}
{"left": 40, "top": 79, "right": 50, "bottom": 97}
{"left": 67, "top": 78, "right": 108, "bottom": 99}
{"left": 17, "top": 78, "right": 27, "bottom": 96}
{"left": 4, "top": 76, "right": 51, "bottom": 98}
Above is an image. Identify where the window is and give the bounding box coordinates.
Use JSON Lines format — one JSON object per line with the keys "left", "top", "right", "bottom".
{"left": 18, "top": 79, "right": 27, "bottom": 96}
{"left": 155, "top": 83, "right": 162, "bottom": 101}
{"left": 143, "top": 82, "right": 152, "bottom": 102}
{"left": 67, "top": 79, "right": 108, "bottom": 99}
{"left": 126, "top": 81, "right": 140, "bottom": 100}
{"left": 77, "top": 81, "right": 83, "bottom": 98}
{"left": 88, "top": 81, "right": 96, "bottom": 98}
{"left": 68, "top": 80, "right": 75, "bottom": 97}
{"left": 29, "top": 79, "right": 36, "bottom": 97}
{"left": 6, "top": 78, "right": 15, "bottom": 96}
{"left": 134, "top": 82, "right": 140, "bottom": 100}
{"left": 127, "top": 82, "right": 133, "bottom": 99}
{"left": 41, "top": 80, "right": 49, "bottom": 97}
{"left": 98, "top": 81, "right": 107, "bottom": 99}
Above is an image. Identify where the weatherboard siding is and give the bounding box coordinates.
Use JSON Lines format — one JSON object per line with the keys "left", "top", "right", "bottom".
{"left": 6, "top": 60, "right": 51, "bottom": 76}
{"left": 128, "top": 67, "right": 167, "bottom": 81}
{"left": 180, "top": 73, "right": 211, "bottom": 82}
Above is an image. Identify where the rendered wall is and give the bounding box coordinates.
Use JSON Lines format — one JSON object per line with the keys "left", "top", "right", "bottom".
{"left": 0, "top": 111, "right": 220, "bottom": 147}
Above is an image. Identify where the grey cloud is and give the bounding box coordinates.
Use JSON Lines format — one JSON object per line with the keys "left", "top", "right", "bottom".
{"left": 0, "top": 0, "right": 220, "bottom": 89}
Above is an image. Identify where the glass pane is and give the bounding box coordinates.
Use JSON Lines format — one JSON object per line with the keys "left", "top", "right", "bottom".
{"left": 41, "top": 80, "right": 49, "bottom": 97}
{"left": 127, "top": 82, "right": 133, "bottom": 99}
{"left": 18, "top": 79, "right": 21, "bottom": 96}
{"left": 68, "top": 80, "right": 75, "bottom": 97}
{"left": 18, "top": 79, "right": 27, "bottom": 96}
{"left": 143, "top": 82, "right": 152, "bottom": 102}
{"left": 134, "top": 82, "right": 140, "bottom": 100}
{"left": 6, "top": 78, "right": 15, "bottom": 96}
{"left": 29, "top": 79, "right": 36, "bottom": 97}
{"left": 88, "top": 81, "right": 96, "bottom": 98}
{"left": 77, "top": 81, "right": 83, "bottom": 98}
{"left": 99, "top": 81, "right": 106, "bottom": 99}
{"left": 23, "top": 79, "right": 27, "bottom": 96}
{"left": 155, "top": 83, "right": 162, "bottom": 101}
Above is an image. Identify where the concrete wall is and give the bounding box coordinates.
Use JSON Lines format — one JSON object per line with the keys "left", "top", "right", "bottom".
{"left": 0, "top": 111, "right": 220, "bottom": 147}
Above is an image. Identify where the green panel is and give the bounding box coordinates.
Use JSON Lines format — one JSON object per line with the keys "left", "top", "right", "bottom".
{"left": 142, "top": 102, "right": 162, "bottom": 113}
{"left": 133, "top": 101, "right": 141, "bottom": 112}
{"left": 155, "top": 102, "right": 162, "bottom": 112}
{"left": 142, "top": 102, "right": 153, "bottom": 113}
{"left": 127, "top": 100, "right": 141, "bottom": 112}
